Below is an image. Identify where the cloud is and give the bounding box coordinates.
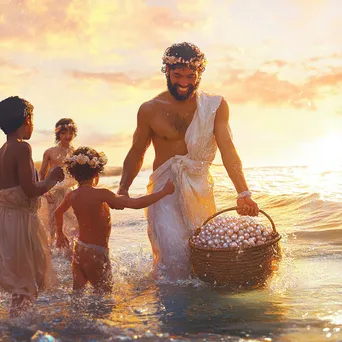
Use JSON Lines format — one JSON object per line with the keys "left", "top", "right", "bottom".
{"left": 0, "top": 0, "right": 80, "bottom": 41}
{"left": 79, "top": 132, "right": 132, "bottom": 148}
{"left": 0, "top": 0, "right": 204, "bottom": 54}
{"left": 215, "top": 64, "right": 342, "bottom": 109}
{"left": 67, "top": 69, "right": 164, "bottom": 89}
{"left": 263, "top": 60, "right": 288, "bottom": 68}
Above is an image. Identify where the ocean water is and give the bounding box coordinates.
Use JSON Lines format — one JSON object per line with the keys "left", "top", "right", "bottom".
{"left": 0, "top": 165, "right": 341, "bottom": 341}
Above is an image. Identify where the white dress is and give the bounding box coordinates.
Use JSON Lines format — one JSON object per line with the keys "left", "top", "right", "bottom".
{"left": 0, "top": 186, "right": 55, "bottom": 298}
{"left": 39, "top": 175, "right": 78, "bottom": 242}
{"left": 145, "top": 91, "right": 223, "bottom": 280}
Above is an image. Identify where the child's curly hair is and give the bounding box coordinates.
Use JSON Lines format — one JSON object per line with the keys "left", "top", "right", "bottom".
{"left": 0, "top": 96, "right": 34, "bottom": 134}
{"left": 55, "top": 118, "right": 77, "bottom": 143}
{"left": 64, "top": 146, "right": 108, "bottom": 183}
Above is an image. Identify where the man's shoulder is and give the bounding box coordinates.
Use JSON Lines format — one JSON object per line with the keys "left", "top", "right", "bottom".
{"left": 139, "top": 91, "right": 168, "bottom": 113}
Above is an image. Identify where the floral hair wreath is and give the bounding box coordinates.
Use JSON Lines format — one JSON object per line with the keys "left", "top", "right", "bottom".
{"left": 162, "top": 56, "right": 204, "bottom": 69}
{"left": 162, "top": 47, "right": 207, "bottom": 74}
{"left": 64, "top": 152, "right": 108, "bottom": 169}
{"left": 55, "top": 123, "right": 77, "bottom": 134}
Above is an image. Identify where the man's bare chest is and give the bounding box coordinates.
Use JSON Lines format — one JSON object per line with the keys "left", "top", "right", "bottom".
{"left": 150, "top": 105, "right": 197, "bottom": 140}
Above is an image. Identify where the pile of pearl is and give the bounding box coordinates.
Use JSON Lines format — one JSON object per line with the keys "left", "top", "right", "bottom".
{"left": 190, "top": 215, "right": 274, "bottom": 249}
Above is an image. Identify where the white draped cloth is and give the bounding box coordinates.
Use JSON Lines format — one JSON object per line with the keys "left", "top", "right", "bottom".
{"left": 146, "top": 91, "right": 223, "bottom": 280}
{"left": 39, "top": 175, "right": 78, "bottom": 243}
{"left": 0, "top": 186, "right": 55, "bottom": 298}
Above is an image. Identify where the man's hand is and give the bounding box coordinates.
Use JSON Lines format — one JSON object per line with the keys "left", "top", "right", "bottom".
{"left": 117, "top": 186, "right": 129, "bottom": 197}
{"left": 237, "top": 196, "right": 259, "bottom": 216}
{"left": 56, "top": 233, "right": 69, "bottom": 249}
{"left": 115, "top": 186, "right": 129, "bottom": 210}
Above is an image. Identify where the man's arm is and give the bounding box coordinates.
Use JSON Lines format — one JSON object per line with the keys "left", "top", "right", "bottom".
{"left": 214, "top": 98, "right": 258, "bottom": 215}
{"left": 55, "top": 192, "right": 72, "bottom": 248}
{"left": 118, "top": 102, "right": 152, "bottom": 196}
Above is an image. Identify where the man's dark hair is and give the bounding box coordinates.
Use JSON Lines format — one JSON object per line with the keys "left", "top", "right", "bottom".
{"left": 0, "top": 96, "right": 33, "bottom": 134}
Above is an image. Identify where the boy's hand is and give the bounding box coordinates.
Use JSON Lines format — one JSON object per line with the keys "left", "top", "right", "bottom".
{"left": 45, "top": 192, "right": 54, "bottom": 203}
{"left": 49, "top": 166, "right": 65, "bottom": 183}
{"left": 162, "top": 180, "right": 175, "bottom": 195}
{"left": 56, "top": 233, "right": 69, "bottom": 249}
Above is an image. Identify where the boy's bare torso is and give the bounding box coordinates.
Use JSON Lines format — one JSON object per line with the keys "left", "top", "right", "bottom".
{"left": 0, "top": 141, "right": 35, "bottom": 190}
{"left": 147, "top": 92, "right": 197, "bottom": 170}
{"left": 70, "top": 186, "right": 111, "bottom": 248}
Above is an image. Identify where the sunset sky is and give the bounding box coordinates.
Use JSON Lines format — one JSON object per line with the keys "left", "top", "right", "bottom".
{"left": 1, "top": 0, "right": 341, "bottom": 169}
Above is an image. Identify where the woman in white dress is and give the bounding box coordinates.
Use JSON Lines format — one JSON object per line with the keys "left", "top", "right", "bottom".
{"left": 0, "top": 96, "right": 64, "bottom": 317}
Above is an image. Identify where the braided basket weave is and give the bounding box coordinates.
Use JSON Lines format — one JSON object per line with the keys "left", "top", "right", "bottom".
{"left": 189, "top": 206, "right": 281, "bottom": 287}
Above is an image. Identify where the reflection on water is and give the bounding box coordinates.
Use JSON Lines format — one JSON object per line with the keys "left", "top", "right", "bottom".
{"left": 1, "top": 166, "right": 342, "bottom": 341}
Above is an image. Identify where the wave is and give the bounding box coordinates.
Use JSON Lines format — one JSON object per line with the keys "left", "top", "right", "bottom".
{"left": 103, "top": 166, "right": 122, "bottom": 177}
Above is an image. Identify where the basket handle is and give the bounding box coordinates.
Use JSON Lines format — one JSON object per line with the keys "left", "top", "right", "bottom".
{"left": 202, "top": 206, "right": 276, "bottom": 233}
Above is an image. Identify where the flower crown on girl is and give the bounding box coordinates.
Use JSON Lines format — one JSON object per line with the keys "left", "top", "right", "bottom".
{"left": 54, "top": 122, "right": 77, "bottom": 134}
{"left": 64, "top": 151, "right": 108, "bottom": 169}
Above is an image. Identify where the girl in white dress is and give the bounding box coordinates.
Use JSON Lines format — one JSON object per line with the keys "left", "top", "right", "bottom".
{"left": 0, "top": 96, "right": 64, "bottom": 317}
{"left": 39, "top": 118, "right": 78, "bottom": 245}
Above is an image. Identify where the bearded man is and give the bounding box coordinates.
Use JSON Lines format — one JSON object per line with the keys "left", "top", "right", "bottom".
{"left": 118, "top": 42, "right": 259, "bottom": 280}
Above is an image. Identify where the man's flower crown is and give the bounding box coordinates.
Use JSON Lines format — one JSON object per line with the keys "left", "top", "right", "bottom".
{"left": 162, "top": 55, "right": 205, "bottom": 69}
{"left": 161, "top": 43, "right": 207, "bottom": 74}
{"left": 64, "top": 152, "right": 108, "bottom": 169}
{"left": 55, "top": 123, "right": 77, "bottom": 134}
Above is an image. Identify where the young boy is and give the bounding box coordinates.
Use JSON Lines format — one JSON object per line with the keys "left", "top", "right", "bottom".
{"left": 0, "top": 96, "right": 64, "bottom": 316}
{"left": 55, "top": 146, "right": 174, "bottom": 293}
{"left": 39, "top": 118, "right": 78, "bottom": 244}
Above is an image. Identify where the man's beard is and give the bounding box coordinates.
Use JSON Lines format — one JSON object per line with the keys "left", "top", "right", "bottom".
{"left": 166, "top": 75, "right": 200, "bottom": 101}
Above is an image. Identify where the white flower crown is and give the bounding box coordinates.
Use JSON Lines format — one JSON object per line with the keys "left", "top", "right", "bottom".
{"left": 65, "top": 152, "right": 108, "bottom": 169}
{"left": 55, "top": 123, "right": 77, "bottom": 134}
{"left": 162, "top": 55, "right": 206, "bottom": 69}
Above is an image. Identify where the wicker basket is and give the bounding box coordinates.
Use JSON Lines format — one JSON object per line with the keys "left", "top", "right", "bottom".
{"left": 189, "top": 206, "right": 281, "bottom": 287}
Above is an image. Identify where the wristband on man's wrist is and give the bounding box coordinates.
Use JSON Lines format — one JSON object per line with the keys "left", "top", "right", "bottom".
{"left": 237, "top": 190, "right": 252, "bottom": 199}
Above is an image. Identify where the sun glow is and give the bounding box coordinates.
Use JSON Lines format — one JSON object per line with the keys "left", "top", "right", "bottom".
{"left": 304, "top": 134, "right": 342, "bottom": 171}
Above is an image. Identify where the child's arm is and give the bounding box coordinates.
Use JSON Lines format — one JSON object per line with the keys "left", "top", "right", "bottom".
{"left": 39, "top": 149, "right": 50, "bottom": 180}
{"left": 55, "top": 192, "right": 72, "bottom": 248}
{"left": 17, "top": 142, "right": 64, "bottom": 197}
{"left": 103, "top": 180, "right": 175, "bottom": 209}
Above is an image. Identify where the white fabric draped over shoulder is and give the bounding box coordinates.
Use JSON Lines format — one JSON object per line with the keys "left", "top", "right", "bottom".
{"left": 145, "top": 91, "right": 223, "bottom": 280}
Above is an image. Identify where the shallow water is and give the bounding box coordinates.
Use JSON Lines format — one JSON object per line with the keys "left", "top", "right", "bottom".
{"left": 1, "top": 165, "right": 341, "bottom": 341}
